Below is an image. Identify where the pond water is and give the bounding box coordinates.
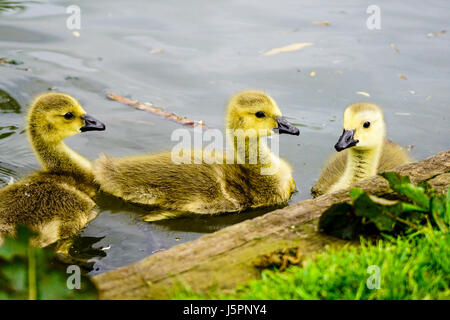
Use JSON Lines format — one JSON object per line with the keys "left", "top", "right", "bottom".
{"left": 0, "top": 0, "right": 449, "bottom": 275}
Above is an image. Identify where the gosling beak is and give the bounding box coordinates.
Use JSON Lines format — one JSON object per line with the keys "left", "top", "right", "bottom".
{"left": 80, "top": 114, "right": 106, "bottom": 132}
{"left": 275, "top": 117, "right": 300, "bottom": 136}
{"left": 335, "top": 129, "right": 359, "bottom": 152}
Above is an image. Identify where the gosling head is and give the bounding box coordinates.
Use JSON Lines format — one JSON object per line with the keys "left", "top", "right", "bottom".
{"left": 27, "top": 92, "right": 105, "bottom": 143}
{"left": 226, "top": 90, "right": 299, "bottom": 137}
{"left": 335, "top": 102, "right": 386, "bottom": 152}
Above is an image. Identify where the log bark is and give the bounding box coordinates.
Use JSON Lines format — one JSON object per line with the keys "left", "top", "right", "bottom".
{"left": 93, "top": 150, "right": 450, "bottom": 299}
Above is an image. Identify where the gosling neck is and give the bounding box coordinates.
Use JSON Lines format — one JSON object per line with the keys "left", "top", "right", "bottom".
{"left": 227, "top": 132, "right": 277, "bottom": 168}
{"left": 28, "top": 128, "right": 95, "bottom": 186}
{"left": 341, "top": 143, "right": 383, "bottom": 186}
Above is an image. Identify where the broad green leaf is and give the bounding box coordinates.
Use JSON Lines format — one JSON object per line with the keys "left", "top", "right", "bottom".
{"left": 0, "top": 226, "right": 34, "bottom": 261}
{"left": 352, "top": 193, "right": 396, "bottom": 231}
{"left": 379, "top": 172, "right": 430, "bottom": 209}
{"left": 379, "top": 172, "right": 410, "bottom": 188}
{"left": 394, "top": 184, "right": 430, "bottom": 210}
{"left": 319, "top": 203, "right": 365, "bottom": 240}
{"left": 349, "top": 188, "right": 364, "bottom": 201}
{"left": 0, "top": 259, "right": 28, "bottom": 297}
{"left": 0, "top": 227, "right": 98, "bottom": 300}
{"left": 399, "top": 202, "right": 428, "bottom": 213}
{"left": 417, "top": 181, "right": 434, "bottom": 196}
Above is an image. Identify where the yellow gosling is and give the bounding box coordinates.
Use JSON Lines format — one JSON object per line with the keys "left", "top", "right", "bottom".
{"left": 312, "top": 102, "right": 412, "bottom": 196}
{"left": 0, "top": 93, "right": 105, "bottom": 246}
{"left": 94, "top": 90, "right": 299, "bottom": 220}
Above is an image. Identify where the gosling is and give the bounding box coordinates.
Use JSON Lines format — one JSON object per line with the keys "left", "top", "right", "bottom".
{"left": 94, "top": 90, "right": 299, "bottom": 220}
{"left": 311, "top": 102, "right": 411, "bottom": 196}
{"left": 0, "top": 93, "right": 105, "bottom": 246}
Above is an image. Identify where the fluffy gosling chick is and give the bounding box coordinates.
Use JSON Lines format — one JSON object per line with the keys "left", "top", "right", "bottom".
{"left": 0, "top": 93, "right": 105, "bottom": 246}
{"left": 312, "top": 102, "right": 411, "bottom": 196}
{"left": 94, "top": 90, "right": 299, "bottom": 219}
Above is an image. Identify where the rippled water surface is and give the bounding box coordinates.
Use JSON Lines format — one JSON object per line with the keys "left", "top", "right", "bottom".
{"left": 0, "top": 0, "right": 449, "bottom": 274}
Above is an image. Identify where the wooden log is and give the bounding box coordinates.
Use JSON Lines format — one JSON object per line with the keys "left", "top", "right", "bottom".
{"left": 93, "top": 150, "right": 450, "bottom": 299}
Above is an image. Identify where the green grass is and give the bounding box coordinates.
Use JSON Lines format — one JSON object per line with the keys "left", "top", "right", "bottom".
{"left": 173, "top": 228, "right": 450, "bottom": 300}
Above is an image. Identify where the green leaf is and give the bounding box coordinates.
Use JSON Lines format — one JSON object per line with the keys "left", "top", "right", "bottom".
{"left": 394, "top": 184, "right": 430, "bottom": 210}
{"left": 0, "top": 226, "right": 35, "bottom": 261}
{"left": 379, "top": 172, "right": 430, "bottom": 210}
{"left": 379, "top": 172, "right": 410, "bottom": 188}
{"left": 431, "top": 195, "right": 448, "bottom": 233}
{"left": 0, "top": 259, "right": 28, "bottom": 297}
{"left": 319, "top": 203, "right": 364, "bottom": 240}
{"left": 417, "top": 181, "right": 434, "bottom": 196}
{"left": 349, "top": 188, "right": 364, "bottom": 201}
{"left": 446, "top": 188, "right": 450, "bottom": 219}
{"left": 0, "top": 226, "right": 98, "bottom": 300}
{"left": 352, "top": 193, "right": 396, "bottom": 231}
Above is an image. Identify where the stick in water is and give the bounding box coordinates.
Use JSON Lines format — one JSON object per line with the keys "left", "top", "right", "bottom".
{"left": 106, "top": 93, "right": 210, "bottom": 130}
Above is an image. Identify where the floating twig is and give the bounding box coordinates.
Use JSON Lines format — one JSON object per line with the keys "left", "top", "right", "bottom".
{"left": 356, "top": 91, "right": 371, "bottom": 97}
{"left": 390, "top": 43, "right": 400, "bottom": 54}
{"left": 262, "top": 42, "right": 313, "bottom": 56}
{"left": 312, "top": 21, "right": 330, "bottom": 26}
{"left": 0, "top": 57, "right": 23, "bottom": 65}
{"left": 426, "top": 30, "right": 446, "bottom": 38}
{"left": 106, "top": 93, "right": 210, "bottom": 130}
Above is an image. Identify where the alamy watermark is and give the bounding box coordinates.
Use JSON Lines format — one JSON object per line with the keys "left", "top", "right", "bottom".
{"left": 366, "top": 5, "right": 381, "bottom": 30}
{"left": 170, "top": 128, "right": 280, "bottom": 175}
{"left": 66, "top": 265, "right": 81, "bottom": 290}
{"left": 66, "top": 4, "right": 81, "bottom": 37}
{"left": 366, "top": 265, "right": 381, "bottom": 289}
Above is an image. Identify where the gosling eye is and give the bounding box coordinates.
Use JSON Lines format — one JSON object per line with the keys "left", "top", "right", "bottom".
{"left": 255, "top": 111, "right": 265, "bottom": 118}
{"left": 63, "top": 112, "right": 75, "bottom": 120}
{"left": 363, "top": 121, "right": 371, "bottom": 128}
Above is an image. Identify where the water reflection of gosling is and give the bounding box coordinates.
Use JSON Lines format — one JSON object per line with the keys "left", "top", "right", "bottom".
{"left": 95, "top": 91, "right": 299, "bottom": 220}
{"left": 312, "top": 102, "right": 411, "bottom": 196}
{"left": 0, "top": 93, "right": 105, "bottom": 247}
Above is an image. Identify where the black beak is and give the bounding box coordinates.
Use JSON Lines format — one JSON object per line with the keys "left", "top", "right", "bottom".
{"left": 335, "top": 129, "right": 358, "bottom": 152}
{"left": 275, "top": 117, "right": 300, "bottom": 136}
{"left": 80, "top": 114, "right": 105, "bottom": 132}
